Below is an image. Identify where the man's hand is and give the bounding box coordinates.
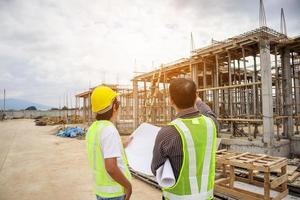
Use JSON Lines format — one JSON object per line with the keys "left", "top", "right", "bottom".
{"left": 124, "top": 184, "right": 132, "bottom": 200}
{"left": 123, "top": 136, "right": 133, "bottom": 148}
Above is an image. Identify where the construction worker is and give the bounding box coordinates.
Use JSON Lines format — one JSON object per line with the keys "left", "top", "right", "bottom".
{"left": 86, "top": 86, "right": 132, "bottom": 200}
{"left": 151, "top": 78, "right": 217, "bottom": 200}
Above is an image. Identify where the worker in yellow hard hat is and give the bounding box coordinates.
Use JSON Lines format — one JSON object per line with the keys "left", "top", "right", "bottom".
{"left": 86, "top": 86, "right": 132, "bottom": 200}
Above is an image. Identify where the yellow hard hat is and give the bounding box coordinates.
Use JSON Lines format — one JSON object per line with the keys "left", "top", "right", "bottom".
{"left": 91, "top": 86, "right": 118, "bottom": 113}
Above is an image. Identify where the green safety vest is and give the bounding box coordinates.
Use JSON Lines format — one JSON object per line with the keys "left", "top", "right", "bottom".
{"left": 162, "top": 115, "right": 217, "bottom": 200}
{"left": 86, "top": 120, "right": 132, "bottom": 198}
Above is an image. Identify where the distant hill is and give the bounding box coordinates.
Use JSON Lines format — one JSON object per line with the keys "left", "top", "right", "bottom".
{"left": 0, "top": 98, "right": 51, "bottom": 110}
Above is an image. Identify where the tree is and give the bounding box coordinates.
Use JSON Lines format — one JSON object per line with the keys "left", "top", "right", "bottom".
{"left": 25, "top": 106, "right": 37, "bottom": 110}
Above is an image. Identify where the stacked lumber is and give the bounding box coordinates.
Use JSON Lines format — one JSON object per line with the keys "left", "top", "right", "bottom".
{"left": 35, "top": 115, "right": 83, "bottom": 126}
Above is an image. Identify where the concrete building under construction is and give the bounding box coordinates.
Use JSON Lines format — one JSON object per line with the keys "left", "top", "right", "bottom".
{"left": 75, "top": 3, "right": 300, "bottom": 157}
{"left": 132, "top": 25, "right": 300, "bottom": 156}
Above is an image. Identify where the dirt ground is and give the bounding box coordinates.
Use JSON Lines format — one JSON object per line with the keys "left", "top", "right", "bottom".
{"left": 0, "top": 119, "right": 161, "bottom": 200}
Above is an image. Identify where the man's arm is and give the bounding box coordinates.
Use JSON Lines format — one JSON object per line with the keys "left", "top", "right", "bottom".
{"left": 151, "top": 128, "right": 168, "bottom": 176}
{"left": 195, "top": 97, "right": 219, "bottom": 134}
{"left": 105, "top": 158, "right": 132, "bottom": 200}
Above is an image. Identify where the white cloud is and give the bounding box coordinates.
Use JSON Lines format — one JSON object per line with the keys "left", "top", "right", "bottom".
{"left": 0, "top": 0, "right": 299, "bottom": 106}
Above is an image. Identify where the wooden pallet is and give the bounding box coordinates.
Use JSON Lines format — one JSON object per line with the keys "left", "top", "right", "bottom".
{"left": 215, "top": 150, "right": 288, "bottom": 200}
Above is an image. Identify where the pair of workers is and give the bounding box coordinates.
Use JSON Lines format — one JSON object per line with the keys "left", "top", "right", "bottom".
{"left": 86, "top": 78, "right": 218, "bottom": 200}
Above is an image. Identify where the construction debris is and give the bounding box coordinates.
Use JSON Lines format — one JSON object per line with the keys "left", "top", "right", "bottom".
{"left": 56, "top": 127, "right": 85, "bottom": 138}
{"left": 34, "top": 115, "right": 83, "bottom": 126}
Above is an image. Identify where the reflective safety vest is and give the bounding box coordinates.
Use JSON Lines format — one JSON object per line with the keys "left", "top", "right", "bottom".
{"left": 163, "top": 116, "right": 217, "bottom": 200}
{"left": 86, "top": 120, "right": 132, "bottom": 198}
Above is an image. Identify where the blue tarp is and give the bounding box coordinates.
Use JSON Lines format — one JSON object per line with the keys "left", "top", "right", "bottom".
{"left": 56, "top": 127, "right": 85, "bottom": 138}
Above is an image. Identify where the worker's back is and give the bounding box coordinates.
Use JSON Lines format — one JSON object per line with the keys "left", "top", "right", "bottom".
{"left": 162, "top": 115, "right": 217, "bottom": 200}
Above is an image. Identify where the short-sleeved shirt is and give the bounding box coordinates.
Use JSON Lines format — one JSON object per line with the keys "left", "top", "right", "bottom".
{"left": 100, "top": 125, "right": 125, "bottom": 172}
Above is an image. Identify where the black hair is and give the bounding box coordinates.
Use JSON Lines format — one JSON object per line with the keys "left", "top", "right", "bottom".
{"left": 169, "top": 78, "right": 197, "bottom": 109}
{"left": 96, "top": 99, "right": 119, "bottom": 121}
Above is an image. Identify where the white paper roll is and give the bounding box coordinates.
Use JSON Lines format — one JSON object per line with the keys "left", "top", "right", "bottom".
{"left": 125, "top": 123, "right": 161, "bottom": 176}
{"left": 156, "top": 159, "right": 176, "bottom": 188}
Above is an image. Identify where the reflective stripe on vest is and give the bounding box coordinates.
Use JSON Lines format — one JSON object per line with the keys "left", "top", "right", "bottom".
{"left": 172, "top": 119, "right": 199, "bottom": 194}
{"left": 201, "top": 116, "right": 214, "bottom": 193}
{"left": 95, "top": 185, "right": 123, "bottom": 193}
{"left": 163, "top": 189, "right": 213, "bottom": 200}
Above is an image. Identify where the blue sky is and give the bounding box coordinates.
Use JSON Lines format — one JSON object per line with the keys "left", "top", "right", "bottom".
{"left": 0, "top": 0, "right": 299, "bottom": 106}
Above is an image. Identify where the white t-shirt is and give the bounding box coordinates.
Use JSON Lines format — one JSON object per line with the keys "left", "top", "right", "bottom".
{"left": 100, "top": 125, "right": 125, "bottom": 172}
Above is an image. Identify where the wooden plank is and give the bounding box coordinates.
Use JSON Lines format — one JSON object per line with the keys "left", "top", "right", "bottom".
{"left": 215, "top": 184, "right": 263, "bottom": 200}
{"left": 197, "top": 81, "right": 261, "bottom": 92}
{"left": 272, "top": 189, "right": 288, "bottom": 200}
{"left": 264, "top": 172, "right": 271, "bottom": 200}
{"left": 235, "top": 176, "right": 264, "bottom": 187}
{"left": 270, "top": 174, "right": 288, "bottom": 189}
{"left": 227, "top": 152, "right": 249, "bottom": 160}
{"left": 273, "top": 165, "right": 297, "bottom": 175}
{"left": 288, "top": 171, "right": 300, "bottom": 183}
{"left": 245, "top": 155, "right": 268, "bottom": 163}
{"left": 269, "top": 160, "right": 288, "bottom": 171}
{"left": 215, "top": 177, "right": 230, "bottom": 185}
{"left": 230, "top": 166, "right": 235, "bottom": 188}
{"left": 281, "top": 165, "right": 288, "bottom": 191}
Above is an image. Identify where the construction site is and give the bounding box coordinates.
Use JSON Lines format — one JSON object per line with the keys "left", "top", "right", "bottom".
{"left": 1, "top": 0, "right": 300, "bottom": 200}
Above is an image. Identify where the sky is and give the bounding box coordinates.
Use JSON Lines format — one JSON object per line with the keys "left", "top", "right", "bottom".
{"left": 0, "top": 0, "right": 299, "bottom": 107}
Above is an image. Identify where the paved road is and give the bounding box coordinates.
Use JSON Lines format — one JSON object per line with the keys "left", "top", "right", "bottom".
{"left": 0, "top": 119, "right": 160, "bottom": 200}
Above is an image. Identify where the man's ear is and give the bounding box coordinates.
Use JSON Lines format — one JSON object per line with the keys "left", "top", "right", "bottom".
{"left": 169, "top": 96, "right": 174, "bottom": 106}
{"left": 193, "top": 94, "right": 197, "bottom": 105}
{"left": 113, "top": 104, "right": 118, "bottom": 112}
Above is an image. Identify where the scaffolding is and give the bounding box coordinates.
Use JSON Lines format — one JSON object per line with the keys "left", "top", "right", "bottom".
{"left": 132, "top": 26, "right": 300, "bottom": 154}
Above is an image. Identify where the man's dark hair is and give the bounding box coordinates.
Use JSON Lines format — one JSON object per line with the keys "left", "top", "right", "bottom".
{"left": 169, "top": 78, "right": 197, "bottom": 109}
{"left": 96, "top": 99, "right": 119, "bottom": 121}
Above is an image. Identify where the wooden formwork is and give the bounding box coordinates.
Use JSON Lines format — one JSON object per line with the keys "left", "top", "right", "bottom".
{"left": 117, "top": 87, "right": 134, "bottom": 134}
{"left": 215, "top": 149, "right": 288, "bottom": 200}
{"left": 75, "top": 85, "right": 135, "bottom": 134}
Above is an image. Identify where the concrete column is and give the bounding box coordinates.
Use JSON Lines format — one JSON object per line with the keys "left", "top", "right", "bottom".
{"left": 259, "top": 38, "right": 274, "bottom": 150}
{"left": 191, "top": 63, "right": 198, "bottom": 88}
{"left": 296, "top": 68, "right": 300, "bottom": 134}
{"left": 133, "top": 80, "right": 139, "bottom": 129}
{"left": 88, "top": 93, "right": 92, "bottom": 122}
{"left": 214, "top": 54, "right": 220, "bottom": 115}
{"left": 228, "top": 52, "right": 233, "bottom": 134}
{"left": 292, "top": 53, "right": 300, "bottom": 134}
{"left": 83, "top": 97, "right": 86, "bottom": 123}
{"left": 228, "top": 52, "right": 232, "bottom": 116}
{"left": 281, "top": 48, "right": 294, "bottom": 138}
{"left": 274, "top": 46, "right": 280, "bottom": 116}
{"left": 253, "top": 55, "right": 257, "bottom": 115}
{"left": 242, "top": 48, "right": 249, "bottom": 116}
{"left": 203, "top": 62, "right": 207, "bottom": 101}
